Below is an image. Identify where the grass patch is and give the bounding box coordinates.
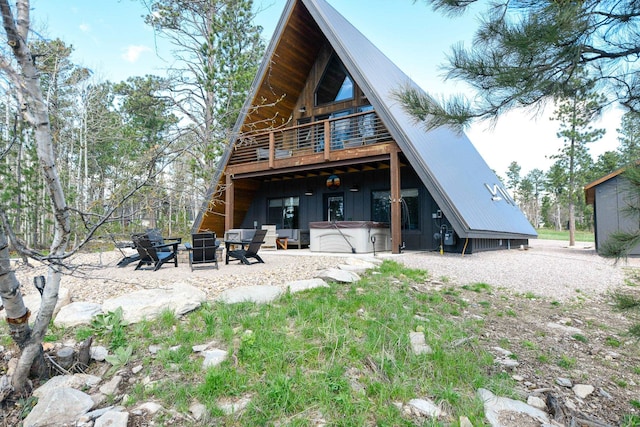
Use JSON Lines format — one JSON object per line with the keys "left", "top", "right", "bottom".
{"left": 0, "top": 260, "right": 522, "bottom": 425}
{"left": 535, "top": 228, "right": 594, "bottom": 242}
{"left": 90, "top": 260, "right": 515, "bottom": 424}
{"left": 462, "top": 282, "right": 492, "bottom": 293}
{"left": 572, "top": 334, "right": 588, "bottom": 343}
{"left": 605, "top": 337, "right": 622, "bottom": 348}
{"left": 612, "top": 290, "right": 640, "bottom": 310}
{"left": 557, "top": 355, "right": 577, "bottom": 369}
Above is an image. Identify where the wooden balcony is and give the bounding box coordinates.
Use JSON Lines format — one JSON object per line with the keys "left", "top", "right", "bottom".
{"left": 227, "top": 110, "right": 394, "bottom": 175}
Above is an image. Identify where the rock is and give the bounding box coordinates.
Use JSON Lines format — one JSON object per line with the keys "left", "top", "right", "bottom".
{"left": 491, "top": 347, "right": 513, "bottom": 357}
{"left": 99, "top": 375, "right": 122, "bottom": 395}
{"left": 556, "top": 377, "right": 572, "bottom": 388}
{"left": 599, "top": 387, "right": 612, "bottom": 399}
{"left": 408, "top": 398, "right": 443, "bottom": 417}
{"left": 315, "top": 268, "right": 361, "bottom": 283}
{"left": 287, "top": 278, "right": 330, "bottom": 294}
{"left": 1, "top": 287, "right": 72, "bottom": 321}
{"left": 192, "top": 344, "right": 209, "bottom": 352}
{"left": 526, "top": 395, "right": 547, "bottom": 410}
{"left": 54, "top": 302, "right": 103, "bottom": 327}
{"left": 546, "top": 322, "right": 582, "bottom": 335}
{"left": 90, "top": 346, "right": 109, "bottom": 361}
{"left": 136, "top": 401, "right": 164, "bottom": 415}
{"left": 459, "top": 416, "right": 473, "bottom": 427}
{"left": 202, "top": 349, "right": 228, "bottom": 368}
{"left": 495, "top": 358, "right": 519, "bottom": 369}
{"left": 22, "top": 387, "right": 94, "bottom": 427}
{"left": 94, "top": 410, "right": 129, "bottom": 427}
{"left": 337, "top": 264, "right": 368, "bottom": 274}
{"left": 132, "top": 365, "right": 143, "bottom": 374}
{"left": 33, "top": 374, "right": 102, "bottom": 398}
{"left": 189, "top": 402, "right": 207, "bottom": 421}
{"left": 91, "top": 393, "right": 107, "bottom": 407}
{"left": 102, "top": 283, "right": 206, "bottom": 323}
{"left": 217, "top": 285, "right": 282, "bottom": 304}
{"left": 85, "top": 405, "right": 116, "bottom": 420}
{"left": 478, "top": 388, "right": 550, "bottom": 427}
{"left": 409, "top": 331, "right": 433, "bottom": 355}
{"left": 573, "top": 384, "right": 595, "bottom": 399}
{"left": 217, "top": 396, "right": 252, "bottom": 415}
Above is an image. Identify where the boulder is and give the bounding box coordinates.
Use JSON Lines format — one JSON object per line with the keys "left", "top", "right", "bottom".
{"left": 102, "top": 283, "right": 206, "bottom": 323}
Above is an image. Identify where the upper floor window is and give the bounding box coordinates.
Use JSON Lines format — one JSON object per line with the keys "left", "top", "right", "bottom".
{"left": 315, "top": 55, "right": 354, "bottom": 105}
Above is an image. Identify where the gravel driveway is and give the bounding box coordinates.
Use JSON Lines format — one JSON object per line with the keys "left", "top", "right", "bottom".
{"left": 394, "top": 239, "right": 638, "bottom": 301}
{"left": 11, "top": 239, "right": 637, "bottom": 305}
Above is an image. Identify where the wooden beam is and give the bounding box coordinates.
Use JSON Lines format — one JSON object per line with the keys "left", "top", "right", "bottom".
{"left": 269, "top": 132, "right": 275, "bottom": 169}
{"left": 224, "top": 173, "right": 234, "bottom": 232}
{"left": 390, "top": 150, "right": 402, "bottom": 254}
{"left": 323, "top": 120, "right": 331, "bottom": 161}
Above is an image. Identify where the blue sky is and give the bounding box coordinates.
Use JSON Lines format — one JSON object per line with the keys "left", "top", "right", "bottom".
{"left": 29, "top": 0, "right": 622, "bottom": 177}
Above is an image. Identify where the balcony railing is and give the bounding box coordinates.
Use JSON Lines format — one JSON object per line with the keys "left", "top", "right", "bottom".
{"left": 228, "top": 110, "right": 392, "bottom": 166}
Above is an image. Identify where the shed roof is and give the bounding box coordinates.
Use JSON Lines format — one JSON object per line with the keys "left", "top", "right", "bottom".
{"left": 584, "top": 166, "right": 632, "bottom": 205}
{"left": 195, "top": 0, "right": 536, "bottom": 239}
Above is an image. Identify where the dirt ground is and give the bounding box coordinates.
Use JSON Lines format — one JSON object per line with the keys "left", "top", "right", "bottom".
{"left": 442, "top": 277, "right": 640, "bottom": 425}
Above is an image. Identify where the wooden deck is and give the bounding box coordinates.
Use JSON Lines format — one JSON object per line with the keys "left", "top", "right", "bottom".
{"left": 227, "top": 110, "right": 393, "bottom": 176}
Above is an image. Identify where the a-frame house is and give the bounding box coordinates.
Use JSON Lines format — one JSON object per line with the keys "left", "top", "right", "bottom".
{"left": 193, "top": 0, "right": 536, "bottom": 254}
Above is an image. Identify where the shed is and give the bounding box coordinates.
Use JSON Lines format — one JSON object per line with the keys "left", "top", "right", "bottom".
{"left": 585, "top": 167, "right": 640, "bottom": 255}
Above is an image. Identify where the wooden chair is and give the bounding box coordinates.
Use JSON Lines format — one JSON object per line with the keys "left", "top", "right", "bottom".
{"left": 226, "top": 229, "right": 267, "bottom": 265}
{"left": 132, "top": 233, "right": 179, "bottom": 271}
{"left": 185, "top": 232, "right": 219, "bottom": 271}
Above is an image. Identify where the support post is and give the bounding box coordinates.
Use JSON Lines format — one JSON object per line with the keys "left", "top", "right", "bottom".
{"left": 268, "top": 132, "right": 275, "bottom": 169}
{"left": 390, "top": 149, "right": 402, "bottom": 254}
{"left": 324, "top": 120, "right": 331, "bottom": 161}
{"left": 224, "top": 173, "right": 234, "bottom": 232}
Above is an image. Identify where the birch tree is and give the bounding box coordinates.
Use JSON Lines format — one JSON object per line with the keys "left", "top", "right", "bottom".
{"left": 0, "top": 0, "right": 69, "bottom": 393}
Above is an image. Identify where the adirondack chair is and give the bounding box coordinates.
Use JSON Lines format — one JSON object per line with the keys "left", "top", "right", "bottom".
{"left": 225, "top": 229, "right": 267, "bottom": 265}
{"left": 132, "top": 233, "right": 179, "bottom": 271}
{"left": 185, "top": 232, "right": 220, "bottom": 271}
{"left": 117, "top": 229, "right": 181, "bottom": 267}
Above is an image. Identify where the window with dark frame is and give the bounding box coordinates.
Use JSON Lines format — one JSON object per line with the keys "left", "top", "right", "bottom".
{"left": 268, "top": 197, "right": 300, "bottom": 229}
{"left": 371, "top": 189, "right": 420, "bottom": 230}
{"left": 315, "top": 55, "right": 354, "bottom": 106}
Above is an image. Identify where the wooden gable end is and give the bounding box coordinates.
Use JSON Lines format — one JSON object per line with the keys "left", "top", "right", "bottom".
{"left": 241, "top": 1, "right": 324, "bottom": 134}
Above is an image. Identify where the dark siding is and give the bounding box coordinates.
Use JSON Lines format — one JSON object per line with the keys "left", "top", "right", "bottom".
{"left": 594, "top": 176, "right": 640, "bottom": 256}
{"left": 237, "top": 166, "right": 445, "bottom": 250}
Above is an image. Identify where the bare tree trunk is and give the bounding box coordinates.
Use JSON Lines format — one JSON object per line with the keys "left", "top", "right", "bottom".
{"left": 568, "top": 202, "right": 576, "bottom": 246}
{"left": 0, "top": 0, "right": 70, "bottom": 393}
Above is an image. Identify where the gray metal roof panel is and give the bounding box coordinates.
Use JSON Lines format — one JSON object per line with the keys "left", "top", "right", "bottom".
{"left": 303, "top": 0, "right": 536, "bottom": 238}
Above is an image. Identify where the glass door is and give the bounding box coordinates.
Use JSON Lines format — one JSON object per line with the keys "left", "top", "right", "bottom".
{"left": 324, "top": 193, "right": 344, "bottom": 222}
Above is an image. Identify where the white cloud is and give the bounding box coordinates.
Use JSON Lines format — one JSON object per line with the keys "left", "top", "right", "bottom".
{"left": 122, "top": 45, "right": 151, "bottom": 63}
{"left": 79, "top": 23, "right": 90, "bottom": 32}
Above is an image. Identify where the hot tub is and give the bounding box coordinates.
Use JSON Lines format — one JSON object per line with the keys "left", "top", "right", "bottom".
{"left": 309, "top": 221, "right": 391, "bottom": 253}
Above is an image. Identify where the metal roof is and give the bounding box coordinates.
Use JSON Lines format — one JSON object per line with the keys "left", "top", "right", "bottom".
{"left": 194, "top": 0, "right": 537, "bottom": 239}
{"left": 302, "top": 0, "right": 535, "bottom": 239}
